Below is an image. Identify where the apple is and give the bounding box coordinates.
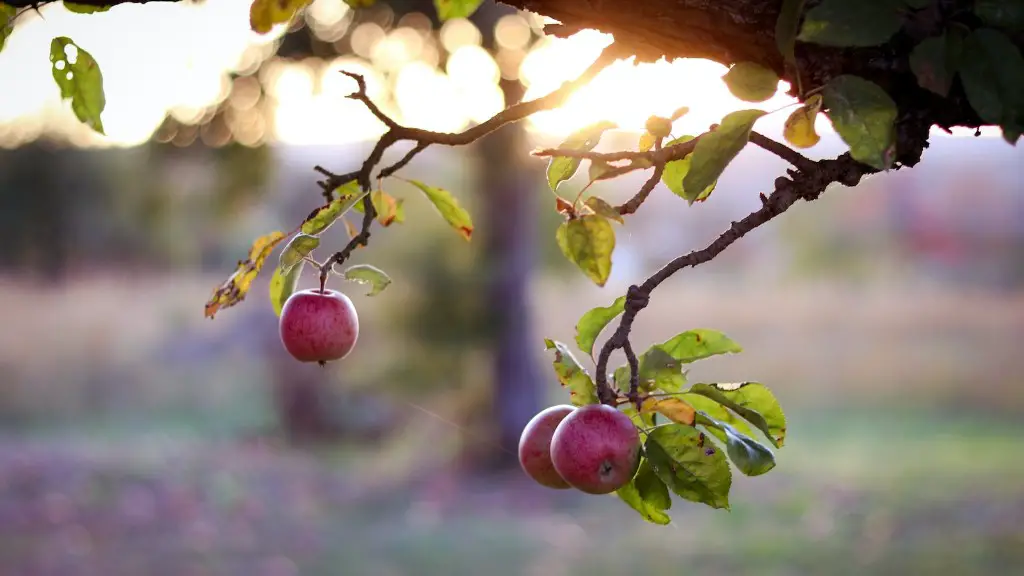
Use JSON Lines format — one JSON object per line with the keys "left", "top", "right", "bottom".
{"left": 279, "top": 289, "right": 359, "bottom": 364}
{"left": 518, "top": 405, "right": 575, "bottom": 489}
{"left": 550, "top": 404, "right": 641, "bottom": 494}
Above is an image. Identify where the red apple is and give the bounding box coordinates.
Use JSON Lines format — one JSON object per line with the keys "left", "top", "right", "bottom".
{"left": 518, "top": 405, "right": 575, "bottom": 489}
{"left": 550, "top": 404, "right": 641, "bottom": 494}
{"left": 279, "top": 289, "right": 359, "bottom": 364}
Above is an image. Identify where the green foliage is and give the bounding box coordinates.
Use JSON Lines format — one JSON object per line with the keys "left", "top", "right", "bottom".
{"left": 301, "top": 181, "right": 367, "bottom": 235}
{"left": 722, "top": 62, "right": 780, "bottom": 103}
{"left": 910, "top": 30, "right": 964, "bottom": 97}
{"left": 434, "top": 0, "right": 484, "bottom": 21}
{"left": 546, "top": 121, "right": 617, "bottom": 191}
{"left": 697, "top": 413, "right": 777, "bottom": 476}
{"left": 686, "top": 382, "right": 787, "bottom": 448}
{"left": 575, "top": 296, "right": 626, "bottom": 359}
{"left": 49, "top": 37, "right": 106, "bottom": 134}
{"left": 556, "top": 215, "right": 615, "bottom": 286}
{"left": 658, "top": 328, "right": 744, "bottom": 363}
{"left": 342, "top": 0, "right": 376, "bottom": 7}
{"left": 616, "top": 460, "right": 672, "bottom": 525}
{"left": 405, "top": 179, "right": 474, "bottom": 241}
{"left": 646, "top": 425, "right": 732, "bottom": 510}
{"left": 1, "top": 4, "right": 16, "bottom": 54}
{"left": 661, "top": 135, "right": 716, "bottom": 204}
{"left": 975, "top": 0, "right": 1024, "bottom": 31}
{"left": 959, "top": 28, "right": 1024, "bottom": 144}
{"left": 582, "top": 196, "right": 623, "bottom": 224}
{"left": 543, "top": 339, "right": 599, "bottom": 406}
{"left": 341, "top": 264, "right": 392, "bottom": 296}
{"left": 683, "top": 110, "right": 766, "bottom": 204}
{"left": 268, "top": 261, "right": 303, "bottom": 317}
{"left": 634, "top": 346, "right": 686, "bottom": 393}
{"left": 775, "top": 0, "right": 807, "bottom": 67}
{"left": 64, "top": 2, "right": 111, "bottom": 13}
{"left": 278, "top": 233, "right": 320, "bottom": 272}
{"left": 797, "top": 0, "right": 906, "bottom": 48}
{"left": 822, "top": 75, "right": 898, "bottom": 170}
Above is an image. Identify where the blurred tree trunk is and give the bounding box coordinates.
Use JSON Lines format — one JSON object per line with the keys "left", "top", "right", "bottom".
{"left": 470, "top": 3, "right": 545, "bottom": 469}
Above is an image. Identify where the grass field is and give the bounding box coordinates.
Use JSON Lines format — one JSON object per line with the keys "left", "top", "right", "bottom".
{"left": 1, "top": 407, "right": 1022, "bottom": 575}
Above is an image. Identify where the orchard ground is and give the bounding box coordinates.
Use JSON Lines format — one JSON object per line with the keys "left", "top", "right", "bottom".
{"left": 0, "top": 274, "right": 1022, "bottom": 575}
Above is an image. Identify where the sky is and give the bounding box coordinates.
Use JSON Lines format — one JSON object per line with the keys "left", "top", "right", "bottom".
{"left": 0, "top": 0, "right": 1003, "bottom": 150}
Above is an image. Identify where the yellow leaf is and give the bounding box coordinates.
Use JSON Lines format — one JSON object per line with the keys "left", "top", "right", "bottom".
{"left": 638, "top": 131, "right": 656, "bottom": 152}
{"left": 343, "top": 217, "right": 359, "bottom": 239}
{"left": 641, "top": 396, "right": 696, "bottom": 426}
{"left": 249, "top": 0, "right": 313, "bottom": 34}
{"left": 783, "top": 94, "right": 823, "bottom": 149}
{"left": 205, "top": 231, "right": 287, "bottom": 318}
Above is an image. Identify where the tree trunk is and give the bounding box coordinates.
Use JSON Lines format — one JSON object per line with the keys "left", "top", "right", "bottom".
{"left": 472, "top": 3, "right": 546, "bottom": 469}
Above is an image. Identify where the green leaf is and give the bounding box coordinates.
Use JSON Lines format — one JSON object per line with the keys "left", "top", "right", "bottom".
{"left": 49, "top": 37, "right": 106, "bottom": 134}
{"left": 682, "top": 110, "right": 765, "bottom": 204}
{"left": 301, "top": 181, "right": 368, "bottom": 235}
{"left": 583, "top": 197, "right": 623, "bottom": 224}
{"left": 546, "top": 121, "right": 617, "bottom": 191}
{"left": 646, "top": 425, "right": 731, "bottom": 510}
{"left": 588, "top": 160, "right": 615, "bottom": 182}
{"left": 544, "top": 339, "right": 599, "bottom": 406}
{"left": 343, "top": 0, "right": 376, "bottom": 8}
{"left": 683, "top": 393, "right": 754, "bottom": 439}
{"left": 278, "top": 233, "right": 320, "bottom": 273}
{"left": 249, "top": 0, "right": 313, "bottom": 33}
{"left": 975, "top": 0, "right": 1024, "bottom": 32}
{"left": 620, "top": 402, "right": 656, "bottom": 437}
{"left": 696, "top": 413, "right": 776, "bottom": 476}
{"left": 64, "top": 3, "right": 112, "bottom": 13}
{"left": 909, "top": 31, "right": 964, "bottom": 97}
{"left": 556, "top": 215, "right": 615, "bottom": 287}
{"left": 723, "top": 427, "right": 776, "bottom": 476}
{"left": 775, "top": 0, "right": 807, "bottom": 66}
{"left": 407, "top": 179, "right": 474, "bottom": 241}
{"left": 822, "top": 75, "right": 898, "bottom": 170}
{"left": 658, "top": 329, "right": 743, "bottom": 364}
{"left": 269, "top": 261, "right": 304, "bottom": 317}
{"left": 959, "top": 28, "right": 1024, "bottom": 141}
{"left": 797, "top": 0, "right": 906, "bottom": 48}
{"left": 575, "top": 295, "right": 626, "bottom": 359}
{"left": 686, "top": 382, "right": 787, "bottom": 448}
{"left": 661, "top": 135, "right": 716, "bottom": 204}
{"left": 205, "top": 231, "right": 287, "bottom": 319}
{"left": 635, "top": 346, "right": 687, "bottom": 393}
{"left": 341, "top": 264, "right": 391, "bottom": 296}
{"left": 0, "top": 4, "right": 15, "bottom": 54}
{"left": 722, "top": 62, "right": 780, "bottom": 103}
{"left": 434, "top": 0, "right": 483, "bottom": 20}
{"left": 616, "top": 460, "right": 672, "bottom": 525}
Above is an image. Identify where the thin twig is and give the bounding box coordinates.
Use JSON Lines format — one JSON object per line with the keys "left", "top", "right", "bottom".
{"left": 617, "top": 164, "right": 665, "bottom": 215}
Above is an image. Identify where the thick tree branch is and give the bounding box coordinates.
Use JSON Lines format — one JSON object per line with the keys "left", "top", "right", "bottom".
{"left": 592, "top": 149, "right": 896, "bottom": 402}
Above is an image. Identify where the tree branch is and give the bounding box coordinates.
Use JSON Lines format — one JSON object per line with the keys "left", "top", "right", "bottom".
{"left": 310, "top": 42, "right": 623, "bottom": 271}
{"left": 592, "top": 150, "right": 890, "bottom": 402}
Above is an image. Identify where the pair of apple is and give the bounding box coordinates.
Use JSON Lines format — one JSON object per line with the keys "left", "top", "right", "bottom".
{"left": 518, "top": 403, "right": 641, "bottom": 494}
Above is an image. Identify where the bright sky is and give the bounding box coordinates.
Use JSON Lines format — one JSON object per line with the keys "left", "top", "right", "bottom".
{"left": 0, "top": 0, "right": 996, "bottom": 149}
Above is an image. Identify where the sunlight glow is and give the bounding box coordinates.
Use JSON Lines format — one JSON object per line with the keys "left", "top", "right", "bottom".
{"left": 0, "top": 0, "right": 282, "bottom": 148}
{"left": 0, "top": 4, "right": 1003, "bottom": 149}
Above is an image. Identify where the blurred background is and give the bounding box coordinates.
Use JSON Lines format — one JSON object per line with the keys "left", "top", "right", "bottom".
{"left": 1, "top": 0, "right": 1023, "bottom": 574}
